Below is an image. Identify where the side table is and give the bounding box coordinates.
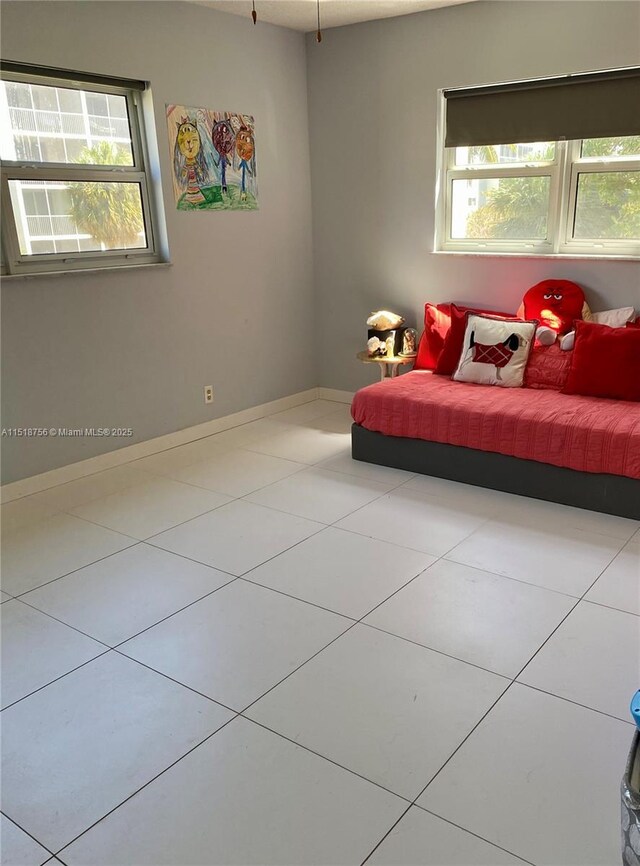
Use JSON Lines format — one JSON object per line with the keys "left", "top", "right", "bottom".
{"left": 357, "top": 350, "right": 414, "bottom": 381}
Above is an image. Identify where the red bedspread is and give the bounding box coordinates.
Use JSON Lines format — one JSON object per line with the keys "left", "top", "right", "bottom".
{"left": 351, "top": 371, "right": 640, "bottom": 479}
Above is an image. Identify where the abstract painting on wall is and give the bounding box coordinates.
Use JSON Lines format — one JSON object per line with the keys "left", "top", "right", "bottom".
{"left": 166, "top": 105, "right": 258, "bottom": 211}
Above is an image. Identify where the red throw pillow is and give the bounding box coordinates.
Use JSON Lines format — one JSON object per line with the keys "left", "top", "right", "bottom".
{"left": 434, "top": 303, "right": 517, "bottom": 375}
{"left": 524, "top": 343, "right": 572, "bottom": 391}
{"left": 563, "top": 320, "right": 640, "bottom": 401}
{"left": 414, "top": 303, "right": 452, "bottom": 370}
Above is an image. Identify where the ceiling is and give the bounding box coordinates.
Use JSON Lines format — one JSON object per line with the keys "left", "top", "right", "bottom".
{"left": 192, "top": 0, "right": 475, "bottom": 33}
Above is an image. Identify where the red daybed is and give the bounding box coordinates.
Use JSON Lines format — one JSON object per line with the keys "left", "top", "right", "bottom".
{"left": 351, "top": 371, "right": 640, "bottom": 519}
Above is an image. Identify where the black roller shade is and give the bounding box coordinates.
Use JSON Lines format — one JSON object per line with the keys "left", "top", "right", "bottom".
{"left": 1, "top": 60, "right": 146, "bottom": 92}
{"left": 444, "top": 68, "right": 640, "bottom": 147}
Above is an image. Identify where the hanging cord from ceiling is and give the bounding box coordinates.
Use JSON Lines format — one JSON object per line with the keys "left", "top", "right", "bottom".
{"left": 250, "top": 1, "right": 323, "bottom": 41}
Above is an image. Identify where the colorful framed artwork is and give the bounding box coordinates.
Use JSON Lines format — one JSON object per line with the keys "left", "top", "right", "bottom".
{"left": 166, "top": 104, "right": 258, "bottom": 211}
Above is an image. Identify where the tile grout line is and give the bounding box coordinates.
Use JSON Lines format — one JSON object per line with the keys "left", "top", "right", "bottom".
{"left": 144, "top": 516, "right": 329, "bottom": 573}
{"left": 150, "top": 454, "right": 309, "bottom": 499}
{"left": 515, "top": 681, "right": 635, "bottom": 727}
{"left": 3, "top": 572, "right": 242, "bottom": 714}
{"left": 141, "top": 491, "right": 329, "bottom": 543}
{"left": 1, "top": 810, "right": 58, "bottom": 862}
{"left": 410, "top": 807, "right": 536, "bottom": 866}
{"left": 58, "top": 493, "right": 234, "bottom": 542}
{"left": 507, "top": 539, "right": 640, "bottom": 726}
{"left": 10, "top": 509, "right": 143, "bottom": 543}
{"left": 25, "top": 463, "right": 170, "bottom": 513}
{"left": 9, "top": 539, "right": 235, "bottom": 606}
{"left": 0, "top": 648, "right": 112, "bottom": 714}
{"left": 239, "top": 539, "right": 437, "bottom": 623}
{"left": 359, "top": 801, "right": 535, "bottom": 866}
{"left": 135, "top": 541, "right": 244, "bottom": 575}
{"left": 442, "top": 552, "right": 588, "bottom": 599}
{"left": 234, "top": 454, "right": 401, "bottom": 523}
{"left": 240, "top": 477, "right": 397, "bottom": 520}
{"left": 238, "top": 575, "right": 360, "bottom": 622}
{"left": 332, "top": 522, "right": 486, "bottom": 559}
{"left": 407, "top": 681, "right": 518, "bottom": 821}
{"left": 57, "top": 447, "right": 314, "bottom": 514}
{"left": 238, "top": 522, "right": 435, "bottom": 584}
{"left": 52, "top": 712, "right": 240, "bottom": 858}
{"left": 2, "top": 597, "right": 114, "bottom": 651}
{"left": 361, "top": 621, "right": 636, "bottom": 726}
{"left": 359, "top": 805, "right": 413, "bottom": 866}
{"left": 237, "top": 620, "right": 361, "bottom": 716}
{"left": 239, "top": 715, "right": 413, "bottom": 805}
{"left": 583, "top": 596, "right": 640, "bottom": 618}
{"left": 108, "top": 577, "right": 239, "bottom": 650}
{"left": 236, "top": 545, "right": 456, "bottom": 719}
{"left": 110, "top": 648, "right": 238, "bottom": 715}
{"left": 511, "top": 538, "right": 637, "bottom": 685}
{"left": 321, "top": 475, "right": 508, "bottom": 560}
{"left": 5, "top": 540, "right": 145, "bottom": 601}
{"left": 357, "top": 620, "right": 513, "bottom": 682}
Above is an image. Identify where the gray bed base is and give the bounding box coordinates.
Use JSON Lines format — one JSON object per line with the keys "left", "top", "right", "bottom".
{"left": 351, "top": 423, "right": 640, "bottom": 520}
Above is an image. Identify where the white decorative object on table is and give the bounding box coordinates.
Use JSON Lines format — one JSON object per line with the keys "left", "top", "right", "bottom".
{"left": 366, "top": 310, "right": 405, "bottom": 330}
{"left": 367, "top": 336, "right": 385, "bottom": 357}
{"left": 400, "top": 328, "right": 417, "bottom": 356}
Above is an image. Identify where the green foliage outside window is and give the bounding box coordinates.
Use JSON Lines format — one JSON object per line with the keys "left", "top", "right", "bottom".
{"left": 465, "top": 138, "right": 640, "bottom": 241}
{"left": 68, "top": 141, "right": 144, "bottom": 249}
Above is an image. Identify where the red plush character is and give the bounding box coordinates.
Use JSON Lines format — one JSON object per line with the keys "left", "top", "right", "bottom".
{"left": 517, "top": 279, "right": 591, "bottom": 350}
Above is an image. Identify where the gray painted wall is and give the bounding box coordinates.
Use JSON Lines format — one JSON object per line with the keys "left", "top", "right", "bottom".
{"left": 1, "top": 1, "right": 315, "bottom": 483}
{"left": 306, "top": 0, "right": 640, "bottom": 392}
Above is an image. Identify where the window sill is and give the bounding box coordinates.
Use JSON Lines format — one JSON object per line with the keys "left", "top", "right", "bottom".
{"left": 1, "top": 261, "right": 173, "bottom": 281}
{"left": 432, "top": 250, "right": 640, "bottom": 262}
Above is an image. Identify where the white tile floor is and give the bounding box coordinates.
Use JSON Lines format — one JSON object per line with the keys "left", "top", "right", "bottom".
{"left": 1, "top": 398, "right": 638, "bottom": 866}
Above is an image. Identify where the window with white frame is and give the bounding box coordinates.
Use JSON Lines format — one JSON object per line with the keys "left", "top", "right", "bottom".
{"left": 437, "top": 68, "right": 640, "bottom": 257}
{"left": 0, "top": 63, "right": 164, "bottom": 275}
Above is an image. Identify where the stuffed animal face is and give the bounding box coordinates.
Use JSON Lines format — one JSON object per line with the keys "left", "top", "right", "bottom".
{"left": 521, "top": 279, "right": 587, "bottom": 335}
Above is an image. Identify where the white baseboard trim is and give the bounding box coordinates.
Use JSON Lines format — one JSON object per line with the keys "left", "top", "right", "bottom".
{"left": 317, "top": 388, "right": 354, "bottom": 403}
{"left": 1, "top": 388, "right": 320, "bottom": 503}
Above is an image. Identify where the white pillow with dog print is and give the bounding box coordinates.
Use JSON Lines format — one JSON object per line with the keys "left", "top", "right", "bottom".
{"left": 453, "top": 313, "right": 537, "bottom": 388}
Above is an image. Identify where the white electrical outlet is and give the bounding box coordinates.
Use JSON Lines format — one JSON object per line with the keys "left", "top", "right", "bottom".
{"left": 204, "top": 385, "right": 214, "bottom": 404}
